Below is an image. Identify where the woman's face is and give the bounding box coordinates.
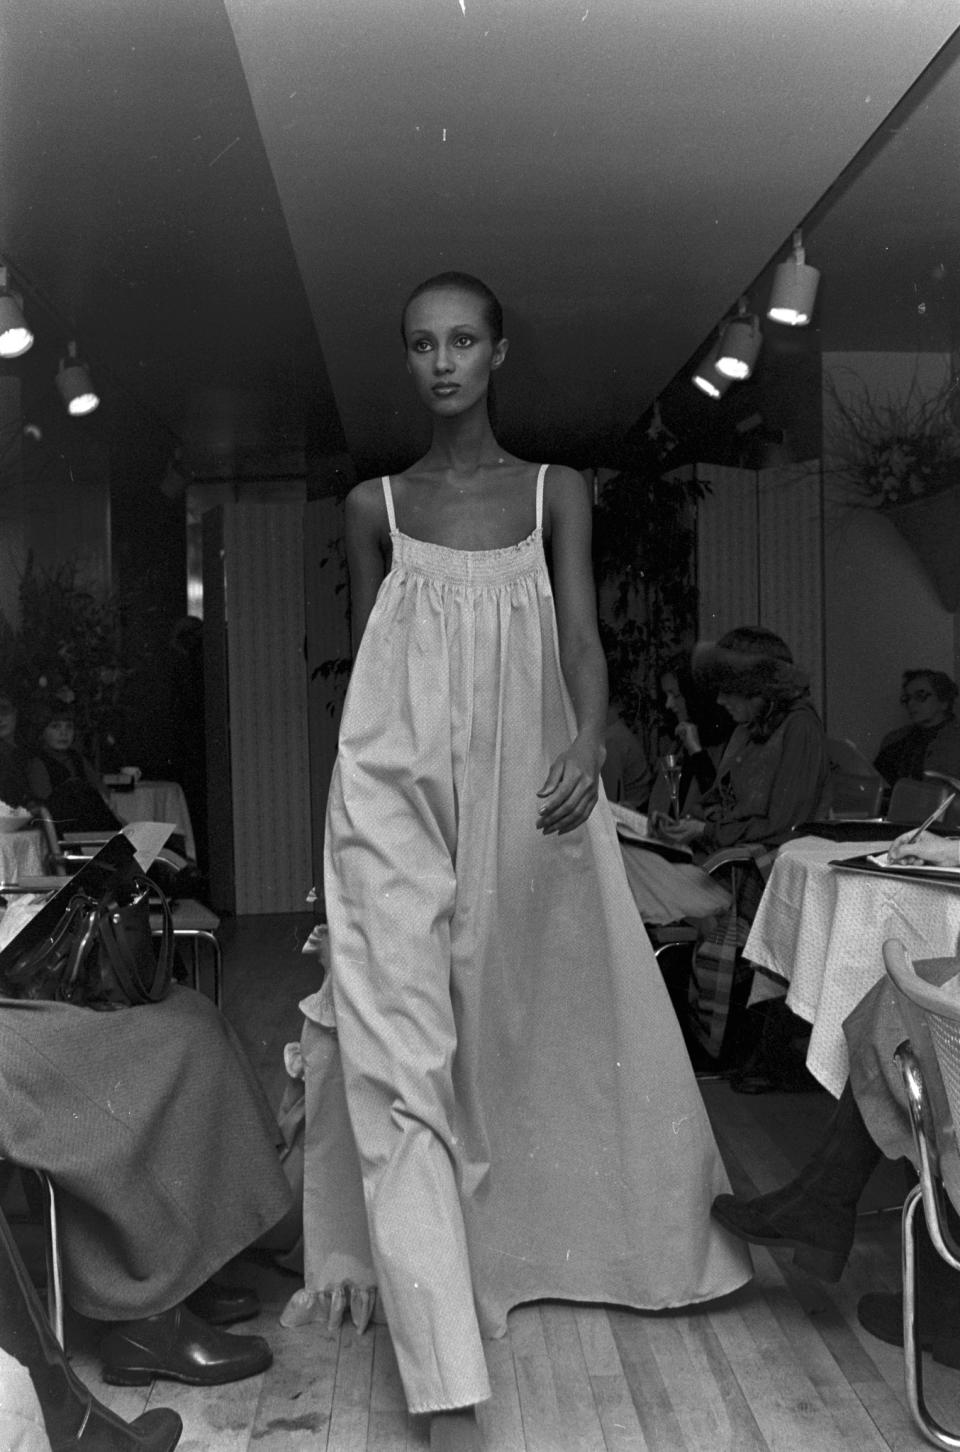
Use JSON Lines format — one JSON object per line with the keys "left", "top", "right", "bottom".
{"left": 660, "top": 672, "right": 688, "bottom": 723}
{"left": 901, "top": 675, "right": 948, "bottom": 728}
{"left": 717, "top": 691, "right": 763, "bottom": 725}
{"left": 43, "top": 718, "right": 75, "bottom": 752}
{"left": 403, "top": 287, "right": 507, "bottom": 417}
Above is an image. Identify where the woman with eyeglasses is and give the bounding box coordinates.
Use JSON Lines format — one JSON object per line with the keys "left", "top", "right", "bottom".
{"left": 873, "top": 668, "right": 960, "bottom": 788}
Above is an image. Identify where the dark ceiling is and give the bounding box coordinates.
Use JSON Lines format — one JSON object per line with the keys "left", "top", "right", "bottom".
{"left": 2, "top": 1, "right": 960, "bottom": 485}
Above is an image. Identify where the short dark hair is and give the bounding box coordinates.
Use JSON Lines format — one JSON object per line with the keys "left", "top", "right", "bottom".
{"left": 902, "top": 668, "right": 958, "bottom": 711}
{"left": 401, "top": 271, "right": 504, "bottom": 344}
{"left": 34, "top": 699, "right": 76, "bottom": 731}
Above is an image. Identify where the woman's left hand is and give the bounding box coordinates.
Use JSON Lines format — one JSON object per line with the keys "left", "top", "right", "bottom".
{"left": 537, "top": 736, "right": 603, "bottom": 835}
{"left": 651, "top": 814, "right": 708, "bottom": 847}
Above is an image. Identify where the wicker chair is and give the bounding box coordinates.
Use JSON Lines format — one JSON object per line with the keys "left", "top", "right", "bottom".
{"left": 883, "top": 937, "right": 960, "bottom": 1449}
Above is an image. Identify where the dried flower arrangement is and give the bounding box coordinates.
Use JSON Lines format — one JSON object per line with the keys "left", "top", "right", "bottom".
{"left": 825, "top": 368, "right": 960, "bottom": 508}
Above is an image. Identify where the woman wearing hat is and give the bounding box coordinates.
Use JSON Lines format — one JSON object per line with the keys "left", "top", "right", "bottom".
{"left": 650, "top": 626, "right": 828, "bottom": 1065}
{"left": 653, "top": 626, "right": 827, "bottom": 854}
{"left": 26, "top": 700, "right": 122, "bottom": 835}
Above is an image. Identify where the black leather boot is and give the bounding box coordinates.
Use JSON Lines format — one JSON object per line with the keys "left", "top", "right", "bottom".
{"left": 0, "top": 1202, "right": 182, "bottom": 1451}
{"left": 100, "top": 1304, "right": 271, "bottom": 1387}
{"left": 711, "top": 1083, "right": 882, "bottom": 1280}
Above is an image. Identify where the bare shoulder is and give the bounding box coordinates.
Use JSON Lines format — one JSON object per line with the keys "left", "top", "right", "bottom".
{"left": 345, "top": 476, "right": 386, "bottom": 519}
{"left": 344, "top": 477, "right": 389, "bottom": 537}
{"left": 542, "top": 463, "right": 591, "bottom": 531}
{"left": 543, "top": 462, "right": 588, "bottom": 497}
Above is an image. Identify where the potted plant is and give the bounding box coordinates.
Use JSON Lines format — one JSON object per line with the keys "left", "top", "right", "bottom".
{"left": 593, "top": 419, "right": 705, "bottom": 756}
{"left": 2, "top": 557, "right": 131, "bottom": 770}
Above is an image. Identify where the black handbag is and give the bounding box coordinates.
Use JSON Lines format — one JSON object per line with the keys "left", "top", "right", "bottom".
{"left": 0, "top": 838, "right": 173, "bottom": 1010}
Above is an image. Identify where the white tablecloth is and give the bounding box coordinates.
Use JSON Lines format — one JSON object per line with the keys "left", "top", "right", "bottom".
{"left": 0, "top": 829, "right": 46, "bottom": 886}
{"left": 744, "top": 834, "right": 960, "bottom": 1097}
{"left": 107, "top": 780, "right": 196, "bottom": 861}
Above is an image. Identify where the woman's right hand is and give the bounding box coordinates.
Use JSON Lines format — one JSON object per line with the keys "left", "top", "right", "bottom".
{"left": 675, "top": 721, "right": 702, "bottom": 755}
{"left": 887, "top": 829, "right": 960, "bottom": 867}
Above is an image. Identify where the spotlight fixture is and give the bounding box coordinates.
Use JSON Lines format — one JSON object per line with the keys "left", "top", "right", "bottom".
{"left": 716, "top": 299, "right": 762, "bottom": 380}
{"left": 767, "top": 229, "right": 820, "bottom": 326}
{"left": 56, "top": 341, "right": 100, "bottom": 416}
{"left": 692, "top": 339, "right": 733, "bottom": 399}
{"left": 0, "top": 265, "right": 34, "bottom": 359}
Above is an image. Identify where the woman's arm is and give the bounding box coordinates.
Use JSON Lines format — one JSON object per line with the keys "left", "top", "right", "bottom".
{"left": 537, "top": 466, "right": 608, "bottom": 835}
{"left": 343, "top": 481, "right": 389, "bottom": 656}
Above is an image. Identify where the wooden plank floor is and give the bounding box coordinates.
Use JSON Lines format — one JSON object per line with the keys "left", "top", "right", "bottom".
{"left": 59, "top": 912, "right": 959, "bottom": 1450}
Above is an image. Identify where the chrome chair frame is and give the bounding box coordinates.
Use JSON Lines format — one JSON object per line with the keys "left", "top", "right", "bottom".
{"left": 35, "top": 1170, "right": 65, "bottom": 1347}
{"left": 884, "top": 938, "right": 960, "bottom": 1449}
{"left": 153, "top": 903, "right": 223, "bottom": 1009}
{"left": 0, "top": 1165, "right": 65, "bottom": 1348}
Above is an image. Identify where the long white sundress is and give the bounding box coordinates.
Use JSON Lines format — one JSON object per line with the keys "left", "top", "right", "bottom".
{"left": 323, "top": 465, "right": 752, "bottom": 1414}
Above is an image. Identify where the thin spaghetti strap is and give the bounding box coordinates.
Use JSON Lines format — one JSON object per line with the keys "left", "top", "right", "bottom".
{"left": 381, "top": 475, "right": 398, "bottom": 534}
{"left": 535, "top": 463, "right": 548, "bottom": 531}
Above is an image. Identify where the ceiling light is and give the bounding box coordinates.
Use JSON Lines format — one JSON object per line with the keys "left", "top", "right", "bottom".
{"left": 0, "top": 266, "right": 33, "bottom": 358}
{"left": 692, "top": 340, "right": 733, "bottom": 399}
{"left": 56, "top": 341, "right": 100, "bottom": 416}
{"left": 767, "top": 229, "right": 820, "bottom": 326}
{"left": 716, "top": 300, "right": 762, "bottom": 380}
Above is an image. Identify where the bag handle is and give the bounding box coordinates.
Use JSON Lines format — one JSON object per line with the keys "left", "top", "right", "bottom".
{"left": 96, "top": 873, "right": 174, "bottom": 1005}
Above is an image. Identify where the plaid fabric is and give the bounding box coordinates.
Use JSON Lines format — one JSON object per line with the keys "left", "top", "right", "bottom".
{"left": 687, "top": 847, "right": 776, "bottom": 1059}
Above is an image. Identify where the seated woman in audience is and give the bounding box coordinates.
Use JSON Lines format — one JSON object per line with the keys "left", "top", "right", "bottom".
{"left": 26, "top": 701, "right": 122, "bottom": 834}
{"left": 0, "top": 898, "right": 293, "bottom": 1414}
{"left": 658, "top": 654, "right": 731, "bottom": 812}
{"left": 710, "top": 824, "right": 960, "bottom": 1365}
{"left": 874, "top": 668, "right": 960, "bottom": 788}
{"left": 0, "top": 690, "right": 34, "bottom": 811}
{"left": 644, "top": 627, "right": 828, "bottom": 1063}
{"left": 653, "top": 627, "right": 827, "bottom": 855}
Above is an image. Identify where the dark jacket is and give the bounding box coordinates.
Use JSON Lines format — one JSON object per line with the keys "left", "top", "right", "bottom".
{"left": 698, "top": 698, "right": 828, "bottom": 849}
{"left": 874, "top": 716, "right": 960, "bottom": 787}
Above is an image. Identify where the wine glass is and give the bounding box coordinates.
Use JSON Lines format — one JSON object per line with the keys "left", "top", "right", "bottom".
{"left": 659, "top": 752, "right": 683, "bottom": 820}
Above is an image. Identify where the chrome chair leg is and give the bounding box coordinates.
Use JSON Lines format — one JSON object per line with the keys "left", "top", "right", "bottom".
{"left": 173, "top": 928, "right": 223, "bottom": 1009}
{"left": 36, "top": 1171, "right": 64, "bottom": 1349}
{"left": 900, "top": 1148, "right": 960, "bottom": 1447}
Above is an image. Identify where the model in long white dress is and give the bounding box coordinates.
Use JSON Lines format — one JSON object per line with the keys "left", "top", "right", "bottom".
{"left": 323, "top": 467, "right": 752, "bottom": 1414}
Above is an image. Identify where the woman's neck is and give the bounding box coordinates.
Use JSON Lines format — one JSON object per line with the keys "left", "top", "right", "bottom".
{"left": 421, "top": 404, "right": 504, "bottom": 476}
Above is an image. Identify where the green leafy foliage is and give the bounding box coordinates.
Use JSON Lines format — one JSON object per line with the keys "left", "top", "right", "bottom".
{"left": 594, "top": 462, "right": 705, "bottom": 754}
{"left": 0, "top": 556, "right": 130, "bottom": 759}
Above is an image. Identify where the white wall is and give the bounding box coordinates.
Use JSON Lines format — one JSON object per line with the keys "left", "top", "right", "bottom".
{"left": 822, "top": 351, "right": 956, "bottom": 760}
{"left": 221, "top": 501, "right": 313, "bottom": 913}
{"left": 697, "top": 462, "right": 824, "bottom": 714}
